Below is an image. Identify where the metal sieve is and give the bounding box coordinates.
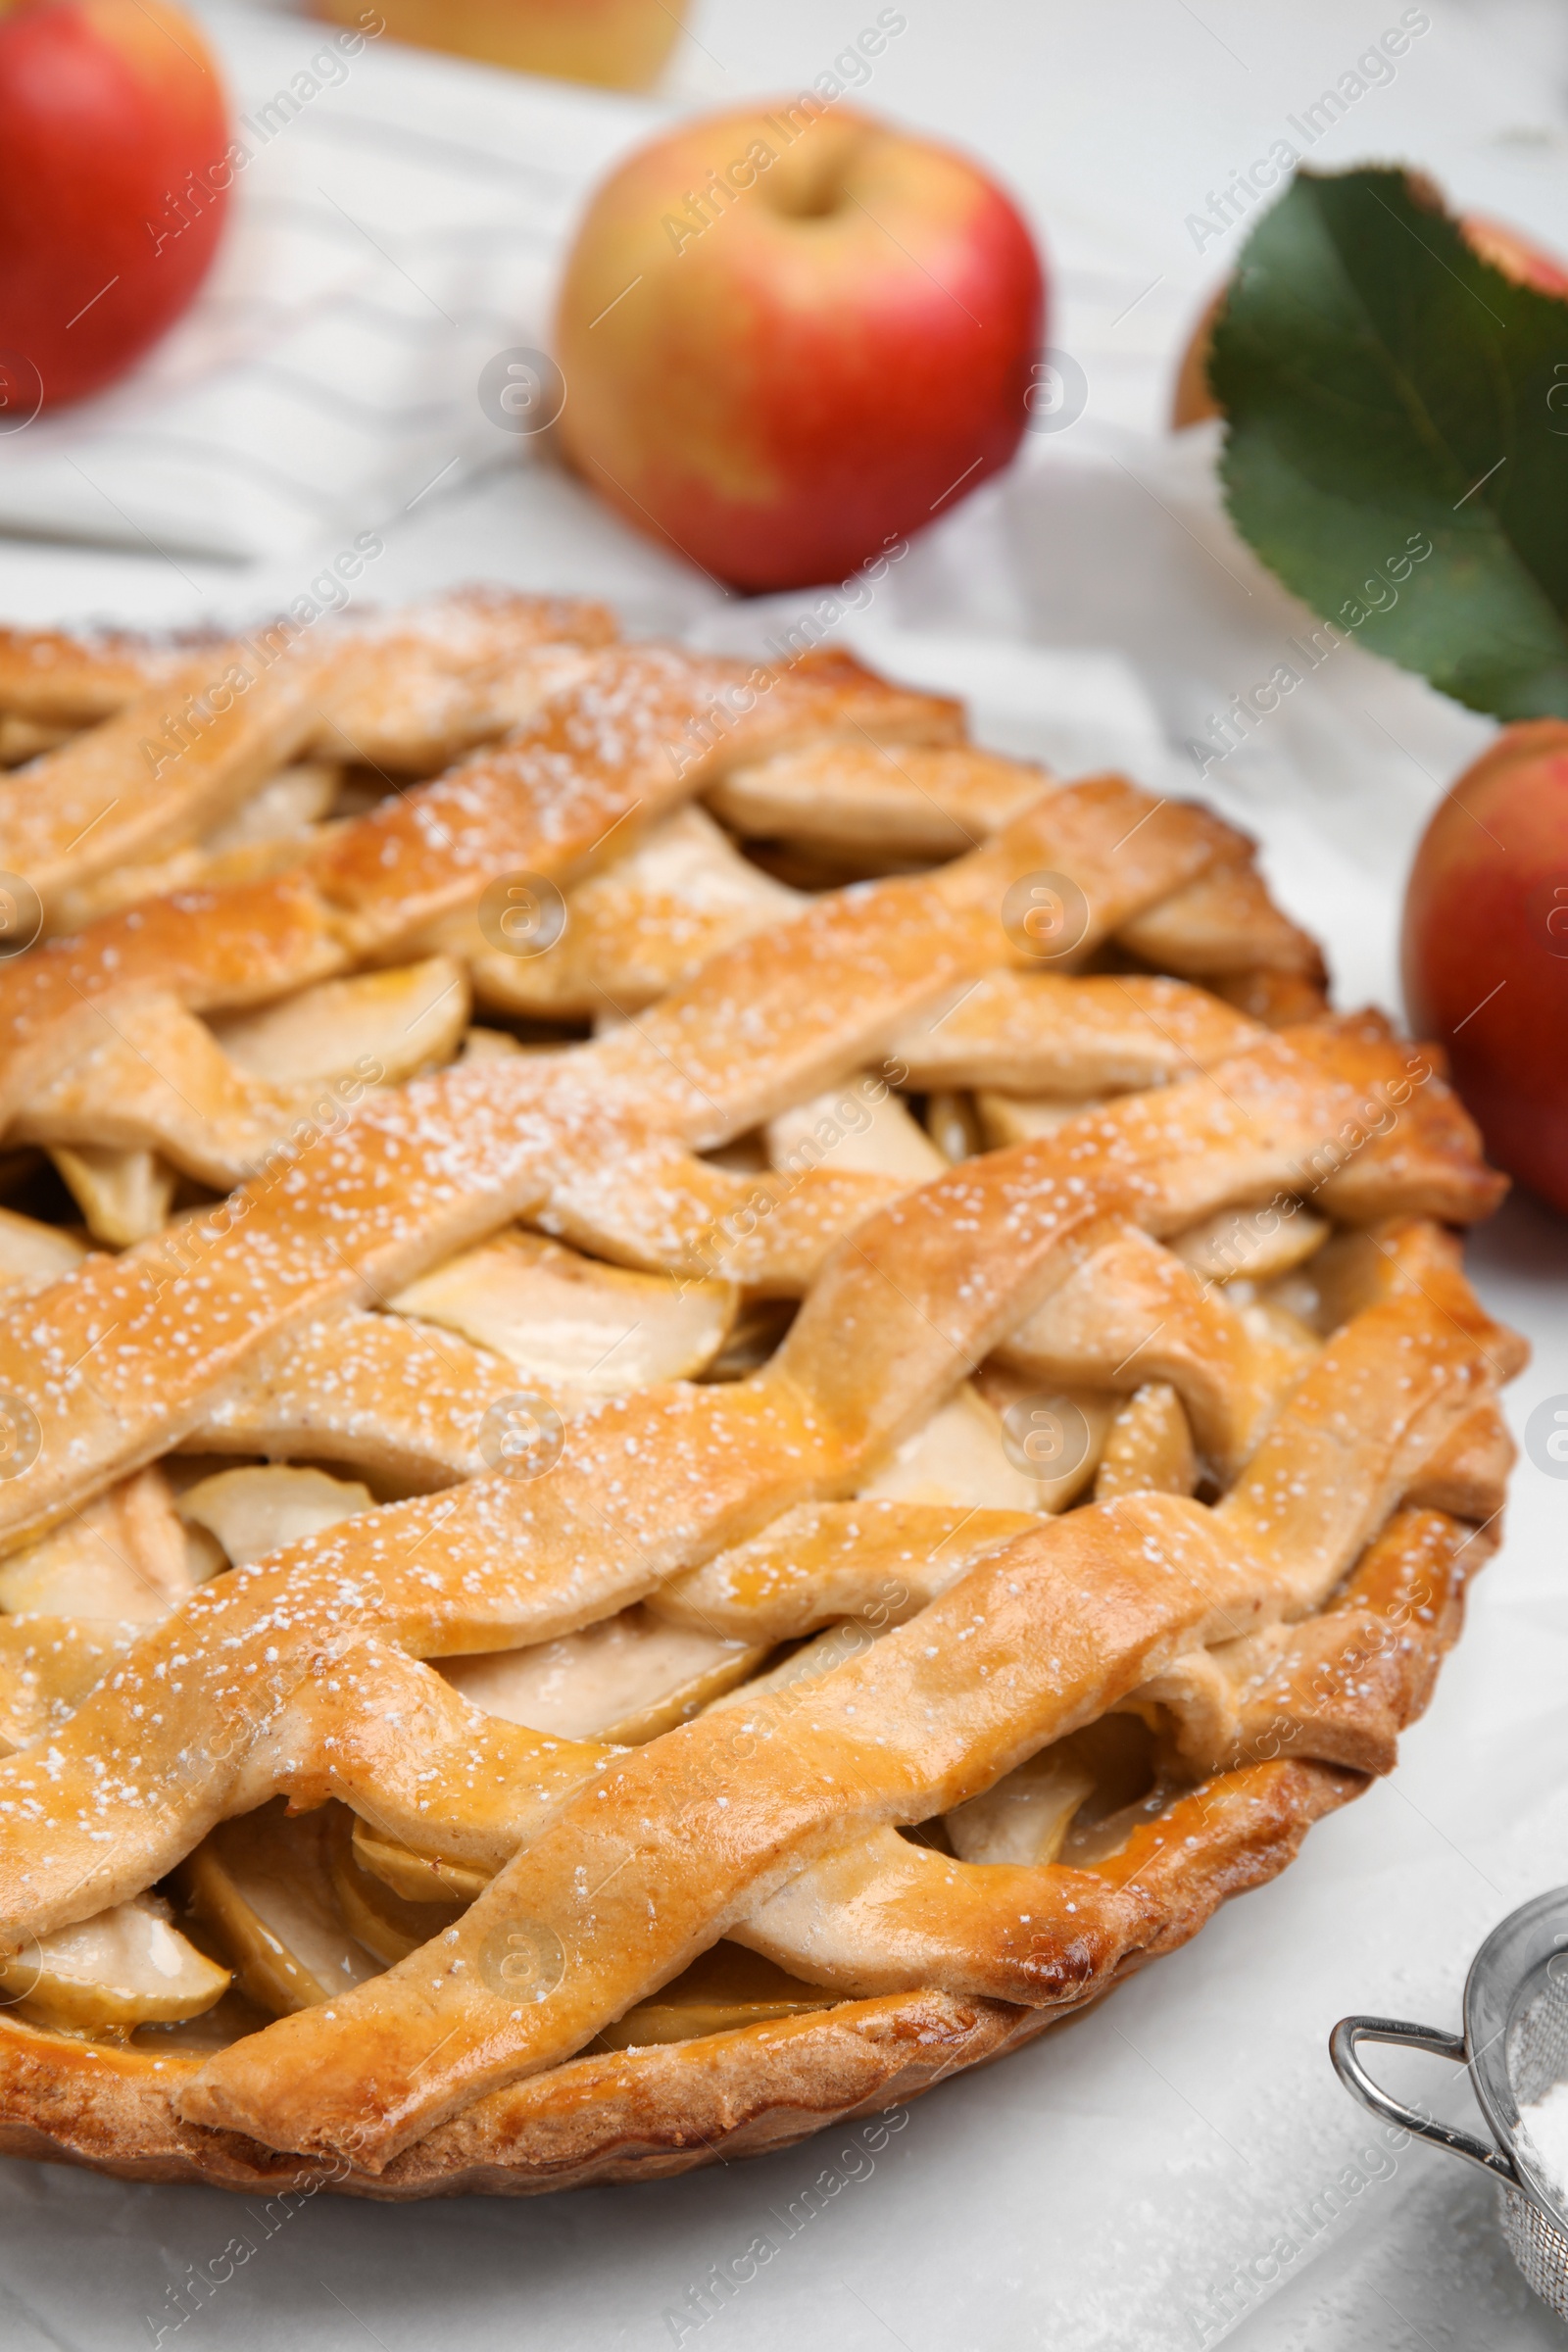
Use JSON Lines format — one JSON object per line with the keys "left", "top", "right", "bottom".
{"left": 1333, "top": 1886, "right": 1568, "bottom": 2320}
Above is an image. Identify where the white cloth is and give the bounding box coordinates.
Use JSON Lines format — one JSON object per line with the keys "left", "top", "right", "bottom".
{"left": 0, "top": 6, "right": 655, "bottom": 561}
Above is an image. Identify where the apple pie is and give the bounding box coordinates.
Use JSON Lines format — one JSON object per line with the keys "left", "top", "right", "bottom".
{"left": 0, "top": 595, "right": 1521, "bottom": 2196}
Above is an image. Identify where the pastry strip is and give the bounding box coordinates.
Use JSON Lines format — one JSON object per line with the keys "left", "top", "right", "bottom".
{"left": 180, "top": 1249, "right": 1500, "bottom": 2163}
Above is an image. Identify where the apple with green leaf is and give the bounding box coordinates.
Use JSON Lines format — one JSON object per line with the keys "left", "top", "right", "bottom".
{"left": 1199, "top": 168, "right": 1568, "bottom": 720}
{"left": 1174, "top": 201, "right": 1568, "bottom": 428}
{"left": 0, "top": 0, "right": 230, "bottom": 414}
{"left": 1167, "top": 165, "right": 1568, "bottom": 1211}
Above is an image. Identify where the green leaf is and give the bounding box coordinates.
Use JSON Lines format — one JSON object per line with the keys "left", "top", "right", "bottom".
{"left": 1211, "top": 166, "right": 1568, "bottom": 719}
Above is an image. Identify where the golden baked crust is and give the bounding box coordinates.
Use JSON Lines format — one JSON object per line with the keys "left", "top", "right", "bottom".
{"left": 0, "top": 1756, "right": 1364, "bottom": 2196}
{"left": 0, "top": 603, "right": 1520, "bottom": 2197}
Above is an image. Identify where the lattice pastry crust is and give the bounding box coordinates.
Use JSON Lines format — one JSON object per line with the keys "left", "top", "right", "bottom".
{"left": 0, "top": 602, "right": 1521, "bottom": 2200}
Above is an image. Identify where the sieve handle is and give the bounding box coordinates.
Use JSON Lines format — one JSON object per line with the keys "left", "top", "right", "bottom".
{"left": 1330, "top": 2015, "right": 1519, "bottom": 2185}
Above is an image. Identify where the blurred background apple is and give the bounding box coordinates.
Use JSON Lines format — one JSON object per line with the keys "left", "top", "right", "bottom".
{"left": 1402, "top": 721, "right": 1568, "bottom": 1215}
{"left": 316, "top": 0, "right": 686, "bottom": 88}
{"left": 1461, "top": 213, "right": 1568, "bottom": 299}
{"left": 554, "top": 102, "right": 1044, "bottom": 590}
{"left": 0, "top": 0, "right": 230, "bottom": 412}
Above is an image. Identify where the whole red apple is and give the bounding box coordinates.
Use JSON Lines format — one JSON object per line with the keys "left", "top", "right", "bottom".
{"left": 554, "top": 101, "right": 1044, "bottom": 590}
{"left": 1401, "top": 721, "right": 1568, "bottom": 1214}
{"left": 0, "top": 0, "right": 230, "bottom": 413}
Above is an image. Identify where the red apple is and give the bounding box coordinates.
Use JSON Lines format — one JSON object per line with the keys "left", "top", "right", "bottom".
{"left": 554, "top": 102, "right": 1044, "bottom": 590}
{"left": 1173, "top": 206, "right": 1568, "bottom": 428}
{"left": 0, "top": 0, "right": 230, "bottom": 413}
{"left": 1401, "top": 721, "right": 1568, "bottom": 1214}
